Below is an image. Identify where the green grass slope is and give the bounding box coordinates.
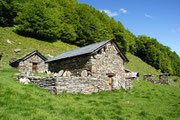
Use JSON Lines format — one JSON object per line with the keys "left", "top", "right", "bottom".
{"left": 0, "top": 68, "right": 180, "bottom": 120}
{"left": 0, "top": 27, "right": 180, "bottom": 120}
{"left": 125, "top": 53, "right": 161, "bottom": 79}
{"left": 125, "top": 53, "right": 180, "bottom": 87}
{"left": 0, "top": 27, "right": 77, "bottom": 65}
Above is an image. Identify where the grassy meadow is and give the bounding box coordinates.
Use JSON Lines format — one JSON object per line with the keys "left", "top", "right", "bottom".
{"left": 0, "top": 27, "right": 77, "bottom": 65}
{"left": 0, "top": 67, "right": 180, "bottom": 120}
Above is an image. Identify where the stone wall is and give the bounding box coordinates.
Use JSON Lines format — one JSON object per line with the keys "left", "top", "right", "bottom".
{"left": 159, "top": 73, "right": 169, "bottom": 84}
{"left": 15, "top": 73, "right": 133, "bottom": 94}
{"left": 48, "top": 54, "right": 91, "bottom": 76}
{"left": 15, "top": 73, "right": 56, "bottom": 94}
{"left": 18, "top": 54, "right": 48, "bottom": 73}
{"left": 55, "top": 77, "right": 109, "bottom": 94}
{"left": 143, "top": 75, "right": 155, "bottom": 83}
{"left": 48, "top": 42, "right": 132, "bottom": 90}
{"left": 143, "top": 74, "right": 169, "bottom": 84}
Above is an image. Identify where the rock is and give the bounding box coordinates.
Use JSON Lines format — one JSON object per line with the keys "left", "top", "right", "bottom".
{"left": 81, "top": 70, "right": 87, "bottom": 77}
{"left": 19, "top": 77, "right": 30, "bottom": 84}
{"left": 54, "top": 73, "right": 58, "bottom": 77}
{"left": 0, "top": 66, "right": 3, "bottom": 69}
{"left": 26, "top": 71, "right": 30, "bottom": 76}
{"left": 46, "top": 71, "right": 51, "bottom": 76}
{"left": 91, "top": 66, "right": 96, "bottom": 73}
{"left": 9, "top": 58, "right": 17, "bottom": 64}
{"left": 47, "top": 54, "right": 53, "bottom": 58}
{"left": 121, "top": 81, "right": 126, "bottom": 89}
{"left": 30, "top": 72, "right": 34, "bottom": 76}
{"left": 58, "top": 70, "right": 64, "bottom": 76}
{"left": 63, "top": 71, "right": 67, "bottom": 77}
{"left": 66, "top": 71, "right": 71, "bottom": 78}
{"left": 13, "top": 73, "right": 20, "bottom": 78}
{"left": 7, "top": 39, "right": 12, "bottom": 44}
{"left": 14, "top": 49, "right": 21, "bottom": 53}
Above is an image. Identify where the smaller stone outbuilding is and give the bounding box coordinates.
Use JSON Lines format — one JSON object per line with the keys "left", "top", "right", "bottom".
{"left": 10, "top": 50, "right": 48, "bottom": 73}
{"left": 123, "top": 69, "right": 139, "bottom": 80}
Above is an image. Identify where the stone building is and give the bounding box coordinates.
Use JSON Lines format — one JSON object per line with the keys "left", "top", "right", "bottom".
{"left": 10, "top": 50, "right": 48, "bottom": 73}
{"left": 123, "top": 69, "right": 139, "bottom": 80}
{"left": 46, "top": 39, "right": 132, "bottom": 90}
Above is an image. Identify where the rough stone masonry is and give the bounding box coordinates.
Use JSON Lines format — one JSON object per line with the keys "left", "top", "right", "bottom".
{"left": 15, "top": 73, "right": 133, "bottom": 94}
{"left": 14, "top": 40, "right": 133, "bottom": 94}
{"left": 48, "top": 40, "right": 132, "bottom": 91}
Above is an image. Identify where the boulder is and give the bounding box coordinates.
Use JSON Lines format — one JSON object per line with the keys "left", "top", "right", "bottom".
{"left": 66, "top": 71, "right": 71, "bottom": 78}
{"left": 58, "top": 70, "right": 64, "bottom": 76}
{"left": 14, "top": 49, "right": 21, "bottom": 53}
{"left": 19, "top": 78, "right": 30, "bottom": 84}
{"left": 7, "top": 39, "right": 12, "bottom": 44}
{"left": 63, "top": 71, "right": 67, "bottom": 77}
{"left": 9, "top": 58, "right": 17, "bottom": 64}
{"left": 47, "top": 54, "right": 53, "bottom": 58}
{"left": 0, "top": 66, "right": 3, "bottom": 69}
{"left": 54, "top": 73, "right": 58, "bottom": 77}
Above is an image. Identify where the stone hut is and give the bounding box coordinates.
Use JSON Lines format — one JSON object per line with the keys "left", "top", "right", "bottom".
{"left": 10, "top": 50, "right": 48, "bottom": 73}
{"left": 123, "top": 69, "right": 139, "bottom": 80}
{"left": 46, "top": 39, "right": 132, "bottom": 90}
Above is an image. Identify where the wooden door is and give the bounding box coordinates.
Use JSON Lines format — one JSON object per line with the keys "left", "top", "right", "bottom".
{"left": 108, "top": 77, "right": 112, "bottom": 91}
{"left": 32, "top": 63, "right": 37, "bottom": 73}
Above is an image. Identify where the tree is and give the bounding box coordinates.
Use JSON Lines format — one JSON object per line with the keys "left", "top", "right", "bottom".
{"left": 0, "top": 0, "right": 24, "bottom": 26}
{"left": 14, "top": 0, "right": 63, "bottom": 40}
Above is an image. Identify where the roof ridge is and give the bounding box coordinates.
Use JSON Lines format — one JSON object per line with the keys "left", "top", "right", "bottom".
{"left": 46, "top": 39, "right": 112, "bottom": 62}
{"left": 10, "top": 50, "right": 47, "bottom": 65}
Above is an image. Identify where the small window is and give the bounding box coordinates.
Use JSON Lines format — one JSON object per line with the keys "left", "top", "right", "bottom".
{"left": 97, "top": 49, "right": 102, "bottom": 54}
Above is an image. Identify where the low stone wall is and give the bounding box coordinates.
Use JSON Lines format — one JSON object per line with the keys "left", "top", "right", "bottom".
{"left": 144, "top": 75, "right": 155, "bottom": 83}
{"left": 143, "top": 73, "right": 169, "bottom": 84}
{"left": 159, "top": 73, "right": 169, "bottom": 84}
{"left": 14, "top": 73, "right": 56, "bottom": 94}
{"left": 15, "top": 73, "right": 133, "bottom": 94}
{"left": 55, "top": 77, "right": 109, "bottom": 94}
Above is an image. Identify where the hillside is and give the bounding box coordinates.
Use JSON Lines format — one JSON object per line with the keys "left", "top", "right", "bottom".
{"left": 125, "top": 53, "right": 161, "bottom": 78}
{"left": 0, "top": 27, "right": 159, "bottom": 75}
{"left": 0, "top": 27, "right": 180, "bottom": 119}
{"left": 0, "top": 27, "right": 77, "bottom": 66}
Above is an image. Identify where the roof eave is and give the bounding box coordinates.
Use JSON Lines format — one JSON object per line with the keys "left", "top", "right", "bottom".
{"left": 46, "top": 53, "right": 92, "bottom": 63}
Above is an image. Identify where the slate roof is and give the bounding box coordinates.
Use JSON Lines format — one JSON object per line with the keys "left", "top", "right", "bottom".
{"left": 46, "top": 39, "right": 128, "bottom": 63}
{"left": 10, "top": 50, "right": 47, "bottom": 67}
